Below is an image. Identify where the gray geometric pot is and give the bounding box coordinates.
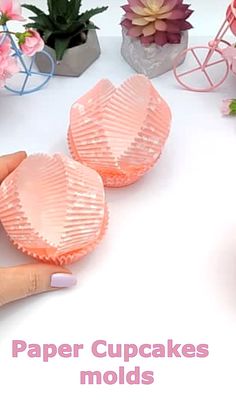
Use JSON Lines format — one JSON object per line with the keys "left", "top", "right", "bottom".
{"left": 35, "top": 30, "right": 101, "bottom": 77}
{"left": 121, "top": 29, "right": 188, "bottom": 79}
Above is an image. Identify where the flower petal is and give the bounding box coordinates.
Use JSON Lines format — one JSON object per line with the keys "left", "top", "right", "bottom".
{"left": 129, "top": 0, "right": 146, "bottom": 8}
{"left": 140, "top": 34, "right": 155, "bottom": 45}
{"left": 0, "top": 0, "right": 11, "bottom": 14}
{"left": 146, "top": 0, "right": 164, "bottom": 10}
{"left": 154, "top": 31, "right": 168, "bottom": 46}
{"left": 124, "top": 11, "right": 137, "bottom": 19}
{"left": 160, "top": 0, "right": 179, "bottom": 13}
{"left": 139, "top": 0, "right": 149, "bottom": 6}
{"left": 121, "top": 5, "right": 132, "bottom": 12}
{"left": 127, "top": 25, "right": 144, "bottom": 36}
{"left": 130, "top": 5, "right": 150, "bottom": 15}
{"left": 142, "top": 22, "right": 156, "bottom": 36}
{"left": 144, "top": 15, "right": 156, "bottom": 21}
{"left": 0, "top": 0, "right": 24, "bottom": 21}
{"left": 179, "top": 20, "right": 193, "bottom": 30}
{"left": 132, "top": 17, "right": 149, "bottom": 25}
{"left": 159, "top": 9, "right": 186, "bottom": 19}
{"left": 155, "top": 20, "right": 167, "bottom": 30}
{"left": 121, "top": 18, "right": 133, "bottom": 29}
{"left": 167, "top": 32, "right": 181, "bottom": 43}
{"left": 165, "top": 21, "right": 180, "bottom": 32}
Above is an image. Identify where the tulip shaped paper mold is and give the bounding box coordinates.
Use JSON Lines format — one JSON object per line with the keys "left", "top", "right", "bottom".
{"left": 68, "top": 75, "right": 172, "bottom": 187}
{"left": 0, "top": 154, "right": 108, "bottom": 265}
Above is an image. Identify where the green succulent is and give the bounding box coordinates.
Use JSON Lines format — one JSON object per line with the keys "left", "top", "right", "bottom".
{"left": 22, "top": 0, "right": 108, "bottom": 61}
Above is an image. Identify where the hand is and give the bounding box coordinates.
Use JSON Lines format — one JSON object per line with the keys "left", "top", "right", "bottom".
{"left": 0, "top": 152, "right": 77, "bottom": 307}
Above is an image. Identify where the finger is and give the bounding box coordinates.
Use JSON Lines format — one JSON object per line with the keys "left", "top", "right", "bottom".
{"left": 0, "top": 151, "right": 27, "bottom": 183}
{"left": 0, "top": 265, "right": 77, "bottom": 307}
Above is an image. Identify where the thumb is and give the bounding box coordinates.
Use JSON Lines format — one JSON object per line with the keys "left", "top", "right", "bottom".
{"left": 0, "top": 265, "right": 77, "bottom": 307}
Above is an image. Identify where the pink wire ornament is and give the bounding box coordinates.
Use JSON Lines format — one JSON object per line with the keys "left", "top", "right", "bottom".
{"left": 0, "top": 154, "right": 108, "bottom": 265}
{"left": 173, "top": 0, "right": 236, "bottom": 92}
{"left": 68, "top": 75, "right": 172, "bottom": 188}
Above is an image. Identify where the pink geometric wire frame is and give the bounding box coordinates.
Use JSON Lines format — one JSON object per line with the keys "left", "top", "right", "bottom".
{"left": 173, "top": 0, "right": 236, "bottom": 92}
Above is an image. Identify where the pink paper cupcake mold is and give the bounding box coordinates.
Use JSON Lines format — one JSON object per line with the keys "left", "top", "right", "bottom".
{"left": 68, "top": 75, "right": 172, "bottom": 187}
{"left": 0, "top": 153, "right": 108, "bottom": 265}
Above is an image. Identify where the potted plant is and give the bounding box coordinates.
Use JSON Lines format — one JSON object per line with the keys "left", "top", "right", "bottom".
{"left": 23, "top": 0, "right": 108, "bottom": 77}
{"left": 120, "top": 0, "right": 193, "bottom": 79}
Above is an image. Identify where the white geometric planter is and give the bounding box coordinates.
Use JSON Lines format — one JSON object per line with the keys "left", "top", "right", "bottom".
{"left": 121, "top": 29, "right": 188, "bottom": 79}
{"left": 36, "top": 30, "right": 101, "bottom": 77}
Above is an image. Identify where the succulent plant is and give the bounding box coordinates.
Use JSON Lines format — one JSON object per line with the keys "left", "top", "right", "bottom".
{"left": 121, "top": 0, "right": 193, "bottom": 46}
{"left": 22, "top": 0, "right": 108, "bottom": 61}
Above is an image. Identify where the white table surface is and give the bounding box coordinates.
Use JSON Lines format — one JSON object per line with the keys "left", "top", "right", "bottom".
{"left": 0, "top": 33, "right": 236, "bottom": 418}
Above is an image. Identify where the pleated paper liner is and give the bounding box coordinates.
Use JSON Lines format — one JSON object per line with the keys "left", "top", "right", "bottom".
{"left": 68, "top": 75, "right": 172, "bottom": 187}
{"left": 0, "top": 154, "right": 108, "bottom": 265}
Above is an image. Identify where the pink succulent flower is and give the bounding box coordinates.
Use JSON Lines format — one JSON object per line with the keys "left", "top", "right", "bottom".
{"left": 121, "top": 0, "right": 193, "bottom": 47}
{"left": 19, "top": 30, "right": 44, "bottom": 57}
{"left": 221, "top": 99, "right": 232, "bottom": 116}
{"left": 0, "top": 36, "right": 19, "bottom": 87}
{"left": 0, "top": 0, "right": 24, "bottom": 22}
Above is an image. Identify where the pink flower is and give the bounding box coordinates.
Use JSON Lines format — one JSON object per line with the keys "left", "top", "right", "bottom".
{"left": 222, "top": 45, "right": 236, "bottom": 60}
{"left": 0, "top": 36, "right": 19, "bottom": 88}
{"left": 121, "top": 0, "right": 193, "bottom": 47}
{"left": 19, "top": 30, "right": 44, "bottom": 57}
{"left": 221, "top": 99, "right": 236, "bottom": 116}
{"left": 221, "top": 99, "right": 232, "bottom": 116}
{"left": 0, "top": 0, "right": 24, "bottom": 22}
{"left": 227, "top": 1, "right": 236, "bottom": 35}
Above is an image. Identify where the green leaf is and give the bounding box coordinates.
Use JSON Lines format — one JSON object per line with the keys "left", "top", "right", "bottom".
{"left": 48, "top": 0, "right": 68, "bottom": 19}
{"left": 64, "top": 0, "right": 80, "bottom": 18}
{"left": 43, "top": 29, "right": 53, "bottom": 42}
{"left": 230, "top": 100, "right": 236, "bottom": 115}
{"left": 24, "top": 22, "right": 40, "bottom": 30}
{"left": 50, "top": 22, "right": 84, "bottom": 37}
{"left": 52, "top": 21, "right": 72, "bottom": 32}
{"left": 47, "top": 0, "right": 54, "bottom": 16}
{"left": 79, "top": 7, "right": 108, "bottom": 24}
{"left": 67, "top": 0, "right": 82, "bottom": 18}
{"left": 29, "top": 14, "right": 55, "bottom": 31}
{"left": 22, "top": 4, "right": 44, "bottom": 16}
{"left": 85, "top": 22, "right": 99, "bottom": 31}
{"left": 54, "top": 36, "right": 72, "bottom": 61}
{"left": 56, "top": 15, "right": 67, "bottom": 25}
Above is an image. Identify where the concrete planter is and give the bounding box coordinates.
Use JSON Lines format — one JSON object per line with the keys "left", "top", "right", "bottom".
{"left": 35, "top": 30, "right": 101, "bottom": 77}
{"left": 121, "top": 29, "right": 188, "bottom": 79}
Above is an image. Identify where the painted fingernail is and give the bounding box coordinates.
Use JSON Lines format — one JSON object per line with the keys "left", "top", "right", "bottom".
{"left": 51, "top": 273, "right": 77, "bottom": 288}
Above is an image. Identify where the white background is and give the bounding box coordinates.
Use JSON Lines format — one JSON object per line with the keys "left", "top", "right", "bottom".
{"left": 1, "top": 1, "right": 236, "bottom": 418}
{"left": 22, "top": 0, "right": 233, "bottom": 36}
